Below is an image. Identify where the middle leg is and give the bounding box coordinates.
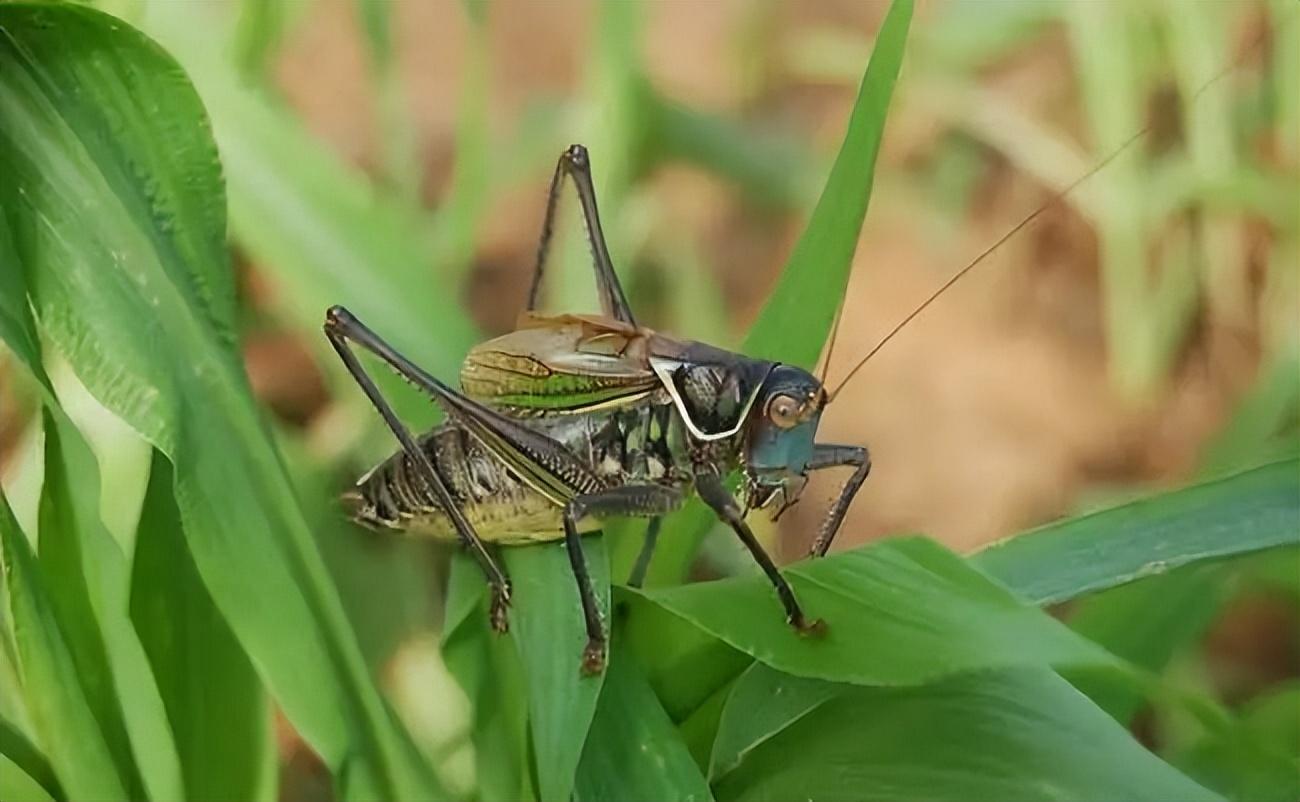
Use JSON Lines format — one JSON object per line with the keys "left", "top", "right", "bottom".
{"left": 564, "top": 486, "right": 682, "bottom": 675}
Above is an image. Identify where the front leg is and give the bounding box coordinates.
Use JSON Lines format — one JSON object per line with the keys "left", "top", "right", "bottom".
{"left": 806, "top": 444, "right": 871, "bottom": 558}
{"left": 695, "top": 471, "right": 824, "bottom": 636}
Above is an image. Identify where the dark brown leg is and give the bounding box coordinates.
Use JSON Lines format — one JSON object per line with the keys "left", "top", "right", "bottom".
{"left": 627, "top": 516, "right": 662, "bottom": 588}
{"left": 564, "top": 486, "right": 681, "bottom": 675}
{"left": 806, "top": 444, "right": 870, "bottom": 558}
{"left": 695, "top": 471, "right": 823, "bottom": 636}
{"left": 324, "top": 306, "right": 512, "bottom": 629}
{"left": 528, "top": 144, "right": 636, "bottom": 325}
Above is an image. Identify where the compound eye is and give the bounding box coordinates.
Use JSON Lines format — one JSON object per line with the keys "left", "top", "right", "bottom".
{"left": 767, "top": 393, "right": 803, "bottom": 429}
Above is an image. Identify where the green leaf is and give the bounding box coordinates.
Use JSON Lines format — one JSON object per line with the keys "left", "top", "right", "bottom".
{"left": 708, "top": 663, "right": 841, "bottom": 780}
{"left": 634, "top": 0, "right": 913, "bottom": 590}
{"left": 0, "top": 492, "right": 126, "bottom": 801}
{"left": 743, "top": 0, "right": 912, "bottom": 367}
{"left": 0, "top": 717, "right": 60, "bottom": 802}
{"left": 0, "top": 5, "right": 441, "bottom": 798}
{"left": 971, "top": 458, "right": 1300, "bottom": 605}
{"left": 619, "top": 589, "right": 753, "bottom": 721}
{"left": 442, "top": 556, "right": 532, "bottom": 802}
{"left": 574, "top": 639, "right": 713, "bottom": 802}
{"left": 129, "top": 451, "right": 276, "bottom": 802}
{"left": 0, "top": 211, "right": 47, "bottom": 389}
{"left": 625, "top": 537, "right": 1117, "bottom": 686}
{"left": 505, "top": 540, "right": 611, "bottom": 802}
{"left": 1067, "top": 562, "right": 1234, "bottom": 722}
{"left": 137, "top": 0, "right": 477, "bottom": 428}
{"left": 36, "top": 411, "right": 184, "bottom": 802}
{"left": 1172, "top": 683, "right": 1300, "bottom": 802}
{"left": 711, "top": 666, "right": 1223, "bottom": 802}
{"left": 0, "top": 752, "right": 55, "bottom": 802}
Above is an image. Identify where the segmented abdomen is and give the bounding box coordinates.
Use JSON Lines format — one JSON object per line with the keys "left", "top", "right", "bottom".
{"left": 345, "top": 422, "right": 565, "bottom": 543}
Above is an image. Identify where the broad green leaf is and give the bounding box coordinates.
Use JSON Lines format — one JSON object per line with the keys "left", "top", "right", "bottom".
{"left": 625, "top": 537, "right": 1117, "bottom": 686}
{"left": 711, "top": 667, "right": 1223, "bottom": 802}
{"left": 0, "top": 492, "right": 126, "bottom": 801}
{"left": 129, "top": 451, "right": 275, "bottom": 802}
{"left": 138, "top": 0, "right": 476, "bottom": 430}
{"left": 0, "top": 5, "right": 441, "bottom": 798}
{"left": 0, "top": 717, "right": 59, "bottom": 802}
{"left": 708, "top": 663, "right": 841, "bottom": 780}
{"left": 505, "top": 540, "right": 611, "bottom": 802}
{"left": 618, "top": 587, "right": 752, "bottom": 721}
{"left": 971, "top": 458, "right": 1300, "bottom": 604}
{"left": 743, "top": 0, "right": 912, "bottom": 367}
{"left": 574, "top": 639, "right": 713, "bottom": 802}
{"left": 36, "top": 411, "right": 183, "bottom": 802}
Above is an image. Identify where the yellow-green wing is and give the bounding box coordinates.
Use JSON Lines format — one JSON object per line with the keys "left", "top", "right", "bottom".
{"left": 461, "top": 314, "right": 665, "bottom": 412}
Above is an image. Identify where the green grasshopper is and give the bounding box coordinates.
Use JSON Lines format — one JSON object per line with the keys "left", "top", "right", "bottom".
{"left": 324, "top": 145, "right": 867, "bottom": 674}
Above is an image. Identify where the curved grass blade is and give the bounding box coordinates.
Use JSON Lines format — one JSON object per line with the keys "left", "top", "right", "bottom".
{"left": 130, "top": 451, "right": 276, "bottom": 802}
{"left": 4, "top": 229, "right": 183, "bottom": 802}
{"left": 0, "top": 5, "right": 441, "bottom": 798}
{"left": 0, "top": 717, "right": 60, "bottom": 802}
{"left": 711, "top": 666, "right": 1223, "bottom": 802}
{"left": 0, "top": 493, "right": 126, "bottom": 801}
{"left": 36, "top": 411, "right": 184, "bottom": 802}
{"left": 971, "top": 457, "right": 1300, "bottom": 604}
{"left": 0, "top": 751, "right": 55, "bottom": 802}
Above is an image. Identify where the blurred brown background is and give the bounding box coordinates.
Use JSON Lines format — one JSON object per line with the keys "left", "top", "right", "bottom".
{"left": 226, "top": 0, "right": 1296, "bottom": 558}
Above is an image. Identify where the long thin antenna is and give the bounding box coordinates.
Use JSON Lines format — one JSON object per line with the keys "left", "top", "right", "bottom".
{"left": 816, "top": 295, "right": 848, "bottom": 386}
{"left": 824, "top": 16, "right": 1277, "bottom": 403}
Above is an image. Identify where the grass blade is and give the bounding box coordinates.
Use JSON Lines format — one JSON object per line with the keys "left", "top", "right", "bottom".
{"left": 36, "top": 410, "right": 184, "bottom": 802}
{"left": 0, "top": 751, "right": 55, "bottom": 802}
{"left": 0, "top": 492, "right": 126, "bottom": 801}
{"left": 743, "top": 0, "right": 913, "bottom": 367}
{"left": 971, "top": 458, "right": 1300, "bottom": 605}
{"left": 442, "top": 556, "right": 532, "bottom": 802}
{"left": 643, "top": 0, "right": 913, "bottom": 589}
{"left": 0, "top": 717, "right": 60, "bottom": 802}
{"left": 130, "top": 451, "right": 276, "bottom": 802}
{"left": 0, "top": 5, "right": 442, "bottom": 798}
{"left": 504, "top": 541, "right": 611, "bottom": 802}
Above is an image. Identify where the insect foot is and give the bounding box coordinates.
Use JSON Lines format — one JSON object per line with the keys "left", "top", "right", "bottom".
{"left": 580, "top": 637, "right": 607, "bottom": 676}
{"left": 489, "top": 582, "right": 512, "bottom": 634}
{"left": 791, "top": 615, "right": 828, "bottom": 639}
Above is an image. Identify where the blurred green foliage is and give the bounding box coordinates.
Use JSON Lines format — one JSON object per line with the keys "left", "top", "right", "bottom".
{"left": 1, "top": 1, "right": 1297, "bottom": 801}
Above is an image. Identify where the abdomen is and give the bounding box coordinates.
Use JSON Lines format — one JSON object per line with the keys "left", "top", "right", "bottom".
{"left": 345, "top": 422, "right": 568, "bottom": 544}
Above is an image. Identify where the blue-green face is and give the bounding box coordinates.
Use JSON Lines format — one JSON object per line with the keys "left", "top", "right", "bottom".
{"left": 744, "top": 364, "right": 826, "bottom": 509}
